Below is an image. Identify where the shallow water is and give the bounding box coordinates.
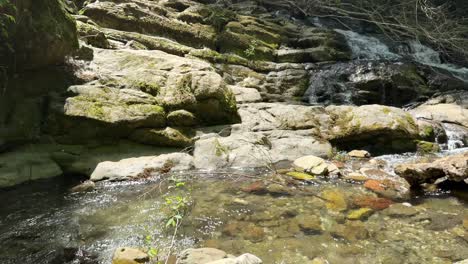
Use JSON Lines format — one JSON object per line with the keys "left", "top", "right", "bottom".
{"left": 0, "top": 159, "right": 467, "bottom": 264}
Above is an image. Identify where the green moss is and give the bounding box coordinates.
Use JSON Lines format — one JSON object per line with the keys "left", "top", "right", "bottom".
{"left": 133, "top": 80, "right": 160, "bottom": 96}
{"left": 381, "top": 107, "right": 391, "bottom": 115}
{"left": 420, "top": 125, "right": 435, "bottom": 140}
{"left": 415, "top": 140, "right": 440, "bottom": 154}
{"left": 214, "top": 138, "right": 229, "bottom": 157}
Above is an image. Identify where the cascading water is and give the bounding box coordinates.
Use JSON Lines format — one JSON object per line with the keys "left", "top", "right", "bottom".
{"left": 441, "top": 123, "right": 467, "bottom": 150}
{"left": 408, "top": 41, "right": 468, "bottom": 81}
{"left": 333, "top": 29, "right": 401, "bottom": 61}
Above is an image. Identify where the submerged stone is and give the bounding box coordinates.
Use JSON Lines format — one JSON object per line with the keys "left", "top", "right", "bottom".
{"left": 286, "top": 171, "right": 315, "bottom": 181}
{"left": 112, "top": 247, "right": 148, "bottom": 264}
{"left": 322, "top": 189, "right": 348, "bottom": 212}
{"left": 347, "top": 208, "right": 373, "bottom": 220}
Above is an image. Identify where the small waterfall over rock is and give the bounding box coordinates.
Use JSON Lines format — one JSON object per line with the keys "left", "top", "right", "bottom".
{"left": 333, "top": 29, "right": 401, "bottom": 61}
{"left": 441, "top": 123, "right": 468, "bottom": 150}
{"left": 408, "top": 41, "right": 468, "bottom": 81}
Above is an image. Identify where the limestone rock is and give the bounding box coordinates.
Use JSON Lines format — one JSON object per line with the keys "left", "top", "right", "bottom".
{"left": 230, "top": 86, "right": 262, "bottom": 103}
{"left": 69, "top": 180, "right": 95, "bottom": 193}
{"left": 395, "top": 152, "right": 468, "bottom": 186}
{"left": 4, "top": 0, "right": 78, "bottom": 70}
{"left": 177, "top": 248, "right": 228, "bottom": 264}
{"left": 90, "top": 153, "right": 194, "bottom": 181}
{"left": 112, "top": 247, "right": 148, "bottom": 264}
{"left": 0, "top": 145, "right": 63, "bottom": 188}
{"left": 348, "top": 150, "right": 370, "bottom": 158}
{"left": 167, "top": 110, "right": 197, "bottom": 127}
{"left": 327, "top": 105, "right": 420, "bottom": 153}
{"left": 207, "top": 253, "right": 262, "bottom": 264}
{"left": 193, "top": 131, "right": 331, "bottom": 170}
{"left": 129, "top": 127, "right": 193, "bottom": 147}
{"left": 410, "top": 103, "right": 468, "bottom": 128}
{"left": 347, "top": 208, "right": 373, "bottom": 220}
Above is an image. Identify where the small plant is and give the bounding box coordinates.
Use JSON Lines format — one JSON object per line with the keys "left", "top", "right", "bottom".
{"left": 143, "top": 176, "right": 191, "bottom": 264}
{"left": 214, "top": 138, "right": 229, "bottom": 157}
{"left": 244, "top": 39, "right": 259, "bottom": 59}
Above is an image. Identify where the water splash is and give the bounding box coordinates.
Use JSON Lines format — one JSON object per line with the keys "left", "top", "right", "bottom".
{"left": 441, "top": 123, "right": 467, "bottom": 150}
{"left": 334, "top": 29, "right": 401, "bottom": 61}
{"left": 408, "top": 41, "right": 468, "bottom": 81}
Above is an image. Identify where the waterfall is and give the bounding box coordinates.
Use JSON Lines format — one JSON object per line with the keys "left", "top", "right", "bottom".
{"left": 408, "top": 41, "right": 468, "bottom": 81}
{"left": 334, "top": 29, "right": 401, "bottom": 61}
{"left": 441, "top": 123, "right": 467, "bottom": 150}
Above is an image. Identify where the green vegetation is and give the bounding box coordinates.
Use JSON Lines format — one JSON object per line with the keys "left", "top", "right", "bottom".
{"left": 144, "top": 176, "right": 192, "bottom": 263}
{"left": 244, "top": 39, "right": 259, "bottom": 59}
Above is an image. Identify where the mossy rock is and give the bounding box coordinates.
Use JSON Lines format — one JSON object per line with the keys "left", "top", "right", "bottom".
{"left": 13, "top": 0, "right": 79, "bottom": 70}
{"left": 415, "top": 140, "right": 440, "bottom": 154}
{"left": 167, "top": 110, "right": 197, "bottom": 127}
{"left": 129, "top": 127, "right": 194, "bottom": 147}
{"left": 76, "top": 21, "right": 110, "bottom": 48}
{"left": 286, "top": 171, "right": 315, "bottom": 181}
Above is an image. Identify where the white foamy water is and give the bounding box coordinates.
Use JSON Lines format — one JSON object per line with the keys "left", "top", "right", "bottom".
{"left": 334, "top": 29, "right": 401, "bottom": 60}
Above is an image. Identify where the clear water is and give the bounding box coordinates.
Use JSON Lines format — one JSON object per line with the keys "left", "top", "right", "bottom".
{"left": 0, "top": 160, "right": 467, "bottom": 264}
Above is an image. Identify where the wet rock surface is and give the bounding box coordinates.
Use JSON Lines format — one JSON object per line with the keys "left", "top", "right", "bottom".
{"left": 395, "top": 152, "right": 468, "bottom": 186}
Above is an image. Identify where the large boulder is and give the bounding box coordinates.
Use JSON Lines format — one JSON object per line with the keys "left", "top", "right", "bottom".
{"left": 177, "top": 248, "right": 262, "bottom": 264}
{"left": 90, "top": 153, "right": 194, "bottom": 181}
{"left": 327, "top": 105, "right": 420, "bottom": 153}
{"left": 395, "top": 152, "right": 468, "bottom": 186}
{"left": 410, "top": 103, "right": 468, "bottom": 128}
{"left": 193, "top": 130, "right": 332, "bottom": 169}
{"left": 0, "top": 144, "right": 62, "bottom": 188}
{"left": 2, "top": 0, "right": 78, "bottom": 70}
{"left": 49, "top": 48, "right": 239, "bottom": 142}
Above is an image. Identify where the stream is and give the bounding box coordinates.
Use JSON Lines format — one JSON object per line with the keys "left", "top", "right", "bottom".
{"left": 1, "top": 150, "right": 467, "bottom": 264}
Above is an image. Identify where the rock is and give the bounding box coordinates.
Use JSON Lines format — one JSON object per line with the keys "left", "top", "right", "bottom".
{"left": 83, "top": 1, "right": 217, "bottom": 49}
{"left": 322, "top": 189, "right": 348, "bottom": 212}
{"left": 241, "top": 181, "right": 268, "bottom": 194}
{"left": 297, "top": 215, "right": 323, "bottom": 234}
{"left": 353, "top": 196, "right": 394, "bottom": 210}
{"left": 112, "top": 247, "right": 149, "bottom": 264}
{"left": 327, "top": 105, "right": 420, "bottom": 153}
{"left": 286, "top": 171, "right": 315, "bottom": 181}
{"left": 347, "top": 208, "right": 373, "bottom": 220}
{"left": 363, "top": 179, "right": 410, "bottom": 200}
{"left": 177, "top": 248, "right": 228, "bottom": 264}
{"left": 415, "top": 140, "right": 440, "bottom": 153}
{"left": 193, "top": 131, "right": 331, "bottom": 170}
{"left": 51, "top": 140, "right": 175, "bottom": 176}
{"left": 382, "top": 203, "right": 419, "bottom": 217}
{"left": 331, "top": 221, "right": 369, "bottom": 241}
{"left": 167, "top": 110, "right": 197, "bottom": 127}
{"left": 76, "top": 20, "right": 110, "bottom": 48}
{"left": 230, "top": 86, "right": 262, "bottom": 103}
{"left": 90, "top": 153, "right": 194, "bottom": 181}
{"left": 2, "top": 0, "right": 78, "bottom": 70}
{"left": 344, "top": 173, "right": 368, "bottom": 182}
{"left": 395, "top": 152, "right": 468, "bottom": 186}
{"left": 303, "top": 61, "right": 438, "bottom": 107}
{"left": 454, "top": 260, "right": 468, "bottom": 264}
{"left": 69, "top": 180, "right": 95, "bottom": 193}
{"left": 293, "top": 156, "right": 327, "bottom": 175}
{"left": 206, "top": 254, "right": 262, "bottom": 264}
{"left": 311, "top": 257, "right": 329, "bottom": 264}
{"left": 0, "top": 145, "right": 63, "bottom": 188}
{"left": 266, "top": 184, "right": 290, "bottom": 196}
{"left": 236, "top": 103, "right": 330, "bottom": 133}
{"left": 129, "top": 127, "right": 193, "bottom": 147}
{"left": 348, "top": 150, "right": 370, "bottom": 158}
{"left": 50, "top": 48, "right": 239, "bottom": 142}
{"left": 410, "top": 103, "right": 468, "bottom": 128}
